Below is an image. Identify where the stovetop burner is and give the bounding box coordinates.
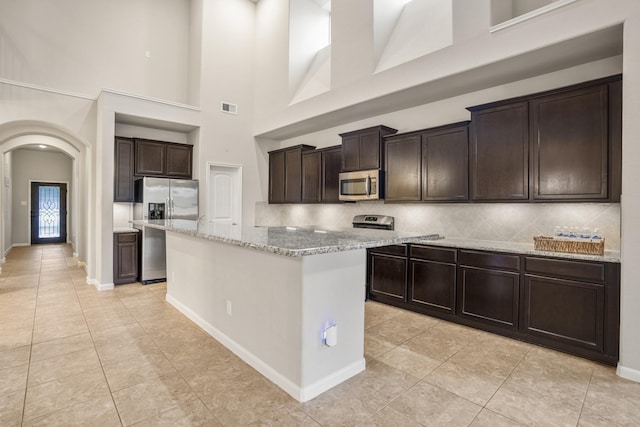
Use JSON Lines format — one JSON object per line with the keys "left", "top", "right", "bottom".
{"left": 352, "top": 215, "right": 395, "bottom": 230}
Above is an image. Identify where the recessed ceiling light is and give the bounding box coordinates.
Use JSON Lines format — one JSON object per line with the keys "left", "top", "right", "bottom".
{"left": 38, "top": 144, "right": 47, "bottom": 149}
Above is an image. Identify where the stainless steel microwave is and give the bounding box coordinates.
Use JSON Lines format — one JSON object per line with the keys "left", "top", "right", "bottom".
{"left": 339, "top": 170, "right": 383, "bottom": 201}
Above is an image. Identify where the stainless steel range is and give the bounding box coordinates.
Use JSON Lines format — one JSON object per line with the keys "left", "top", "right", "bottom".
{"left": 352, "top": 214, "right": 394, "bottom": 230}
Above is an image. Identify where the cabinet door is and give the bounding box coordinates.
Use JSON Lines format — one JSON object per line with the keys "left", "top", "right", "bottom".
{"left": 114, "top": 137, "right": 135, "bottom": 202}
{"left": 470, "top": 102, "right": 529, "bottom": 200}
{"left": 284, "top": 148, "right": 303, "bottom": 203}
{"left": 166, "top": 144, "right": 193, "bottom": 179}
{"left": 302, "top": 151, "right": 321, "bottom": 203}
{"left": 524, "top": 275, "right": 604, "bottom": 351}
{"left": 114, "top": 233, "right": 138, "bottom": 285}
{"left": 341, "top": 135, "right": 361, "bottom": 172}
{"left": 458, "top": 266, "right": 519, "bottom": 330}
{"left": 359, "top": 130, "right": 382, "bottom": 170}
{"left": 410, "top": 259, "right": 456, "bottom": 314}
{"left": 269, "top": 151, "right": 286, "bottom": 203}
{"left": 369, "top": 253, "right": 407, "bottom": 302}
{"left": 531, "top": 85, "right": 608, "bottom": 200}
{"left": 385, "top": 135, "right": 421, "bottom": 201}
{"left": 135, "top": 139, "right": 166, "bottom": 176}
{"left": 423, "top": 125, "right": 469, "bottom": 201}
{"left": 321, "top": 146, "right": 342, "bottom": 203}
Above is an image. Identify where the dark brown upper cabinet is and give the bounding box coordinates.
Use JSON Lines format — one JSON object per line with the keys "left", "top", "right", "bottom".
{"left": 114, "top": 137, "right": 135, "bottom": 202}
{"left": 468, "top": 102, "right": 529, "bottom": 201}
{"left": 340, "top": 125, "right": 397, "bottom": 172}
{"left": 531, "top": 81, "right": 619, "bottom": 201}
{"left": 385, "top": 134, "right": 422, "bottom": 202}
{"left": 268, "top": 145, "right": 316, "bottom": 204}
{"left": 422, "top": 122, "right": 469, "bottom": 202}
{"left": 321, "top": 145, "right": 342, "bottom": 203}
{"left": 384, "top": 121, "right": 469, "bottom": 203}
{"left": 134, "top": 138, "right": 193, "bottom": 179}
{"left": 467, "top": 74, "right": 622, "bottom": 203}
{"left": 302, "top": 150, "right": 321, "bottom": 203}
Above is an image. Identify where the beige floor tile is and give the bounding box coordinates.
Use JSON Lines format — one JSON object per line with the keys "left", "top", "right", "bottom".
{"left": 302, "top": 360, "right": 419, "bottom": 426}
{"left": 365, "top": 312, "right": 439, "bottom": 345}
{"left": 102, "top": 352, "right": 177, "bottom": 391}
{"left": 0, "top": 364, "right": 29, "bottom": 395}
{"left": 402, "top": 327, "right": 469, "bottom": 362}
{"left": 363, "top": 334, "right": 395, "bottom": 359}
{"left": 32, "top": 316, "right": 89, "bottom": 344}
{"left": 249, "top": 402, "right": 320, "bottom": 426}
{"left": 30, "top": 333, "right": 94, "bottom": 362}
{"left": 360, "top": 405, "right": 423, "bottom": 426}
{"left": 133, "top": 397, "right": 221, "bottom": 426}
{"left": 0, "top": 345, "right": 31, "bottom": 370}
{"left": 27, "top": 348, "right": 101, "bottom": 387}
{"left": 95, "top": 335, "right": 162, "bottom": 366}
{"left": 23, "top": 368, "right": 111, "bottom": 422}
{"left": 486, "top": 380, "right": 582, "bottom": 427}
{"left": 0, "top": 389, "right": 25, "bottom": 427}
{"left": 112, "top": 372, "right": 197, "bottom": 426}
{"left": 389, "top": 381, "right": 482, "bottom": 426}
{"left": 197, "top": 374, "right": 294, "bottom": 425}
{"left": 91, "top": 322, "right": 148, "bottom": 348}
{"left": 423, "top": 361, "right": 505, "bottom": 406}
{"left": 375, "top": 344, "right": 442, "bottom": 378}
{"left": 447, "top": 345, "right": 528, "bottom": 380}
{"left": 364, "top": 301, "right": 405, "bottom": 329}
{"left": 469, "top": 408, "right": 525, "bottom": 426}
{"left": 578, "top": 368, "right": 640, "bottom": 426}
{"left": 0, "top": 324, "right": 33, "bottom": 351}
{"left": 22, "top": 394, "right": 121, "bottom": 427}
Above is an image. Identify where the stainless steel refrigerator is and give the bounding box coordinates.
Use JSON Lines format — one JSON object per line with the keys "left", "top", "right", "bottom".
{"left": 133, "top": 177, "right": 198, "bottom": 284}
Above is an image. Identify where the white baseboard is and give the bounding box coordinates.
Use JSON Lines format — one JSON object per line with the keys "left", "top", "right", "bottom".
{"left": 86, "top": 276, "right": 114, "bottom": 291}
{"left": 166, "top": 293, "right": 365, "bottom": 402}
{"left": 12, "top": 243, "right": 29, "bottom": 247}
{"left": 617, "top": 364, "right": 640, "bottom": 383}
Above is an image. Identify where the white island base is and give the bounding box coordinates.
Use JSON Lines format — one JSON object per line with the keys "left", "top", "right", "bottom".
{"left": 165, "top": 231, "right": 367, "bottom": 402}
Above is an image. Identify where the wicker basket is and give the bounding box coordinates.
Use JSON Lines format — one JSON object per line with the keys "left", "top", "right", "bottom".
{"left": 533, "top": 236, "right": 605, "bottom": 256}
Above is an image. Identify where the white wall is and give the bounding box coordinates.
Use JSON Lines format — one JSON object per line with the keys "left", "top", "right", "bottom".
{"left": 0, "top": 0, "right": 190, "bottom": 103}
{"left": 11, "top": 147, "right": 73, "bottom": 245}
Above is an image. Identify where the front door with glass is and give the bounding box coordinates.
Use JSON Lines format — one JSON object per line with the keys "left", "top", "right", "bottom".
{"left": 30, "top": 182, "right": 67, "bottom": 244}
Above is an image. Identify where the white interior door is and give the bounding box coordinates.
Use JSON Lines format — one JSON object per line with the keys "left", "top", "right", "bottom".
{"left": 208, "top": 163, "right": 242, "bottom": 231}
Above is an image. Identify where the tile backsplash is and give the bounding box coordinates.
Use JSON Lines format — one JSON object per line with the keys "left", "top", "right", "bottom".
{"left": 255, "top": 201, "right": 621, "bottom": 250}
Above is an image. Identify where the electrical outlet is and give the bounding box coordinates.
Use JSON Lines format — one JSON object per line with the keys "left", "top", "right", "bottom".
{"left": 226, "top": 300, "right": 232, "bottom": 316}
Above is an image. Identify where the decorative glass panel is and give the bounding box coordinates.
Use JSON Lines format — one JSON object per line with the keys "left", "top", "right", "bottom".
{"left": 38, "top": 186, "right": 60, "bottom": 238}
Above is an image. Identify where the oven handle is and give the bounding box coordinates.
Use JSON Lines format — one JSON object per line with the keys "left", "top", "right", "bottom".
{"left": 365, "top": 175, "right": 371, "bottom": 196}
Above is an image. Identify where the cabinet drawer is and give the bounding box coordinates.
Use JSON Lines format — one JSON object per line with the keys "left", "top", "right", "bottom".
{"left": 369, "top": 244, "right": 407, "bottom": 257}
{"left": 459, "top": 250, "right": 520, "bottom": 271}
{"left": 115, "top": 232, "right": 138, "bottom": 243}
{"left": 525, "top": 257, "right": 605, "bottom": 284}
{"left": 410, "top": 245, "right": 456, "bottom": 264}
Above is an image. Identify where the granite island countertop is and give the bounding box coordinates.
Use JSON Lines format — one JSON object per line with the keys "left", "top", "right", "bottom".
{"left": 418, "top": 237, "right": 621, "bottom": 263}
{"left": 131, "top": 219, "right": 441, "bottom": 257}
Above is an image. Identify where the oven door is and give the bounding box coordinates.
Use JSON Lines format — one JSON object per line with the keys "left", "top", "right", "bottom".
{"left": 339, "top": 170, "right": 381, "bottom": 201}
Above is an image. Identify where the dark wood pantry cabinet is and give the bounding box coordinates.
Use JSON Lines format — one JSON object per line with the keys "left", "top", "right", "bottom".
{"left": 340, "top": 125, "right": 397, "bottom": 172}
{"left": 367, "top": 244, "right": 620, "bottom": 365}
{"left": 113, "top": 232, "right": 139, "bottom": 285}
{"left": 114, "top": 137, "right": 135, "bottom": 202}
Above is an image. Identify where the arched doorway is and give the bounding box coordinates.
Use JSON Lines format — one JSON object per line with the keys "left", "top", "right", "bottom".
{"left": 0, "top": 121, "right": 90, "bottom": 269}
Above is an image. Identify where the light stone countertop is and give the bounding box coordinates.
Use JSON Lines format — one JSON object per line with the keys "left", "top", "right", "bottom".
{"left": 113, "top": 227, "right": 140, "bottom": 233}
{"left": 131, "top": 219, "right": 441, "bottom": 257}
{"left": 417, "top": 237, "right": 621, "bottom": 263}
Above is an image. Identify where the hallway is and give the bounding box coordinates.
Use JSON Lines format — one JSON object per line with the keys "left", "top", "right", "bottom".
{"left": 1, "top": 244, "right": 639, "bottom": 426}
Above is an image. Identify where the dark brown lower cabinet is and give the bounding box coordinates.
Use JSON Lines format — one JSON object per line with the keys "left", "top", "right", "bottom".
{"left": 368, "top": 245, "right": 407, "bottom": 303}
{"left": 409, "top": 245, "right": 456, "bottom": 315}
{"left": 367, "top": 244, "right": 620, "bottom": 365}
{"left": 113, "top": 232, "right": 139, "bottom": 285}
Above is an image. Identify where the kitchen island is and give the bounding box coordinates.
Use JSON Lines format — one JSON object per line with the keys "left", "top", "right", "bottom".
{"left": 131, "top": 219, "right": 439, "bottom": 402}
